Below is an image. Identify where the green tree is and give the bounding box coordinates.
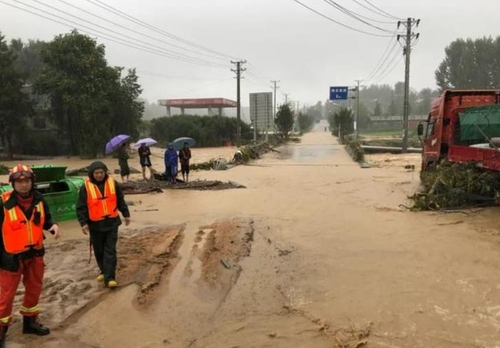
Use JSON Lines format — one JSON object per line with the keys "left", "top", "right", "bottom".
{"left": 356, "top": 102, "right": 371, "bottom": 130}
{"left": 106, "top": 68, "right": 144, "bottom": 138}
{"left": 10, "top": 38, "right": 45, "bottom": 84}
{"left": 0, "top": 33, "right": 32, "bottom": 158}
{"left": 386, "top": 99, "right": 398, "bottom": 116}
{"left": 305, "top": 102, "right": 322, "bottom": 122}
{"left": 435, "top": 36, "right": 500, "bottom": 90}
{"left": 36, "top": 30, "right": 143, "bottom": 157}
{"left": 328, "top": 107, "right": 353, "bottom": 141}
{"left": 274, "top": 103, "right": 294, "bottom": 140}
{"left": 297, "top": 112, "right": 314, "bottom": 133}
{"left": 415, "top": 88, "right": 439, "bottom": 115}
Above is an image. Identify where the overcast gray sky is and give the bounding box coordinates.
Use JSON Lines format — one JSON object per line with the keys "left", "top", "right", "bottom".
{"left": 1, "top": 0, "right": 499, "bottom": 109}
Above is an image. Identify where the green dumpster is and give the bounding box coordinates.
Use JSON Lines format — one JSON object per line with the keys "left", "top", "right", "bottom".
{"left": 0, "top": 165, "right": 85, "bottom": 222}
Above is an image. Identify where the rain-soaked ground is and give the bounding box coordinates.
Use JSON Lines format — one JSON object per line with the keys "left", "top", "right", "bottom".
{"left": 276, "top": 143, "right": 338, "bottom": 162}
{"left": 11, "top": 126, "right": 500, "bottom": 348}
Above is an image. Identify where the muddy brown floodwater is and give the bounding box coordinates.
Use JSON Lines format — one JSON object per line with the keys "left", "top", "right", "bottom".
{"left": 4, "top": 121, "right": 500, "bottom": 347}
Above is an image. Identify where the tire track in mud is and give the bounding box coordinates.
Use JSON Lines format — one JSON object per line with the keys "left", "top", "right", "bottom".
{"left": 197, "top": 219, "right": 254, "bottom": 310}
{"left": 151, "top": 218, "right": 256, "bottom": 345}
{"left": 9, "top": 225, "right": 185, "bottom": 334}
{"left": 172, "top": 219, "right": 254, "bottom": 307}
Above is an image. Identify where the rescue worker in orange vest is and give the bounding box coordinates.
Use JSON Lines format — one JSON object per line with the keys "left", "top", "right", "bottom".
{"left": 0, "top": 164, "right": 60, "bottom": 344}
{"left": 76, "top": 161, "right": 130, "bottom": 288}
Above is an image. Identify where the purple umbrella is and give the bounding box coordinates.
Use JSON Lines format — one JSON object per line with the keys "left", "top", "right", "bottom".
{"left": 105, "top": 134, "right": 131, "bottom": 154}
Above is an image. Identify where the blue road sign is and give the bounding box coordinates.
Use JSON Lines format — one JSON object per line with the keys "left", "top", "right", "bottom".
{"left": 329, "top": 86, "right": 349, "bottom": 100}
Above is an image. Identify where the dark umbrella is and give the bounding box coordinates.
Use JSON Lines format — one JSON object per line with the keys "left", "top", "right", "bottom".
{"left": 105, "top": 134, "right": 131, "bottom": 154}
{"left": 172, "top": 137, "right": 196, "bottom": 151}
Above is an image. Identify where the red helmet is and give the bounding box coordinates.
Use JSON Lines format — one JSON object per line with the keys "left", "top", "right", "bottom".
{"left": 9, "top": 164, "right": 35, "bottom": 183}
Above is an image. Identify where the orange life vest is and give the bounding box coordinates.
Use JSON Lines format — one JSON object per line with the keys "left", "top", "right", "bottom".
{"left": 85, "top": 177, "right": 119, "bottom": 221}
{"left": 1, "top": 191, "right": 45, "bottom": 254}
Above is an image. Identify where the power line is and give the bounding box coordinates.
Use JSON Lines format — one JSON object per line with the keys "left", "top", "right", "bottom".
{"left": 363, "top": 0, "right": 402, "bottom": 20}
{"left": 371, "top": 44, "right": 401, "bottom": 82}
{"left": 55, "top": 0, "right": 227, "bottom": 62}
{"left": 169, "top": 78, "right": 233, "bottom": 97}
{"left": 372, "top": 54, "right": 403, "bottom": 84}
{"left": 333, "top": 4, "right": 395, "bottom": 24}
{"left": 27, "top": 0, "right": 226, "bottom": 67}
{"left": 323, "top": 0, "right": 394, "bottom": 33}
{"left": 4, "top": 0, "right": 226, "bottom": 68}
{"left": 350, "top": 0, "right": 401, "bottom": 20}
{"left": 87, "top": 0, "right": 238, "bottom": 60}
{"left": 137, "top": 71, "right": 223, "bottom": 81}
{"left": 365, "top": 36, "right": 399, "bottom": 82}
{"left": 291, "top": 0, "right": 393, "bottom": 37}
{"left": 0, "top": 0, "right": 195, "bottom": 64}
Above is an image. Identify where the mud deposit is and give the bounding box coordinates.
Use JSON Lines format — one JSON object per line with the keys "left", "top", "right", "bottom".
{"left": 4, "top": 226, "right": 184, "bottom": 345}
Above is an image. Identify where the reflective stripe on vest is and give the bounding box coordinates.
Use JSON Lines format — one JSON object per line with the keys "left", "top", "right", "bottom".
{"left": 0, "top": 315, "right": 11, "bottom": 324}
{"left": 1, "top": 191, "right": 45, "bottom": 254}
{"left": 85, "top": 177, "right": 119, "bottom": 221}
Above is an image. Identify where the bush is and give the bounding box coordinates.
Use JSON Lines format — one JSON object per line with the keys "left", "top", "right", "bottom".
{"left": 344, "top": 139, "right": 365, "bottom": 162}
{"left": 149, "top": 115, "right": 252, "bottom": 147}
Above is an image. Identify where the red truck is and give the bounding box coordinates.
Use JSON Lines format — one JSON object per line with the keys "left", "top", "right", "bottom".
{"left": 418, "top": 89, "right": 500, "bottom": 171}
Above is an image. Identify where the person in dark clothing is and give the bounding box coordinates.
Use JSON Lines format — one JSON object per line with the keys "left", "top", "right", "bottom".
{"left": 138, "top": 143, "right": 153, "bottom": 181}
{"left": 0, "top": 164, "right": 60, "bottom": 344}
{"left": 118, "top": 143, "right": 130, "bottom": 183}
{"left": 76, "top": 161, "right": 130, "bottom": 288}
{"left": 179, "top": 142, "right": 192, "bottom": 182}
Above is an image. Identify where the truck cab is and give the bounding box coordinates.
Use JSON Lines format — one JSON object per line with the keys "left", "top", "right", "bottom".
{"left": 419, "top": 89, "right": 500, "bottom": 171}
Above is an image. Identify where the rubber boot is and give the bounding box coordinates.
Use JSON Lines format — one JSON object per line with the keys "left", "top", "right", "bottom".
{"left": 22, "top": 316, "right": 50, "bottom": 336}
{"left": 0, "top": 325, "right": 8, "bottom": 346}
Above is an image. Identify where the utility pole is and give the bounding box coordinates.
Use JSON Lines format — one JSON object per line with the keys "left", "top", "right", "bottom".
{"left": 271, "top": 80, "right": 280, "bottom": 136}
{"left": 398, "top": 18, "right": 420, "bottom": 153}
{"left": 296, "top": 101, "right": 300, "bottom": 133}
{"left": 231, "top": 60, "right": 246, "bottom": 147}
{"left": 284, "top": 93, "right": 289, "bottom": 104}
{"left": 354, "top": 80, "right": 362, "bottom": 139}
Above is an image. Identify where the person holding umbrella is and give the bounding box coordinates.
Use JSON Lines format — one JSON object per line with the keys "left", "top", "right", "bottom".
{"left": 134, "top": 138, "right": 157, "bottom": 181}
{"left": 105, "top": 135, "right": 132, "bottom": 183}
{"left": 138, "top": 143, "right": 153, "bottom": 181}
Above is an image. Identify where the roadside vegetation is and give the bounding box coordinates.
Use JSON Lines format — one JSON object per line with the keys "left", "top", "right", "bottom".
{"left": 409, "top": 162, "right": 500, "bottom": 211}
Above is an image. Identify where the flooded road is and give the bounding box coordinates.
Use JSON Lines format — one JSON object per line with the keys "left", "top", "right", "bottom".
{"left": 7, "top": 125, "right": 500, "bottom": 347}
{"left": 277, "top": 143, "right": 338, "bottom": 162}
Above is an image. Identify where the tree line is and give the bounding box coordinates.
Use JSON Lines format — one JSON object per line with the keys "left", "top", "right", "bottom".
{"left": 1, "top": 29, "right": 499, "bottom": 157}
{"left": 436, "top": 36, "right": 500, "bottom": 90}
{"left": 0, "top": 30, "right": 144, "bottom": 158}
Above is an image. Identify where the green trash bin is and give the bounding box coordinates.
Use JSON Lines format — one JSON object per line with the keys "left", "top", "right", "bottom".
{"left": 0, "top": 165, "right": 85, "bottom": 222}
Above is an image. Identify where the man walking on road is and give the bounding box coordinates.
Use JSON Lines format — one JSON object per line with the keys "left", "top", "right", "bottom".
{"left": 179, "top": 142, "right": 192, "bottom": 182}
{"left": 76, "top": 161, "right": 130, "bottom": 288}
{"left": 0, "top": 164, "right": 60, "bottom": 345}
